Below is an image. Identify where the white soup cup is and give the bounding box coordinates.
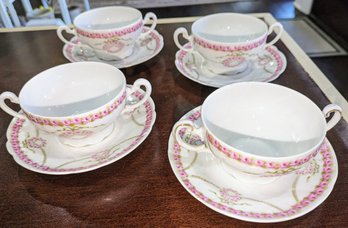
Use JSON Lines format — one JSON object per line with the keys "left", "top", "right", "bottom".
{"left": 174, "top": 13, "right": 283, "bottom": 75}
{"left": 173, "top": 82, "right": 341, "bottom": 184}
{"left": 0, "top": 62, "right": 152, "bottom": 147}
{"left": 57, "top": 6, "right": 157, "bottom": 61}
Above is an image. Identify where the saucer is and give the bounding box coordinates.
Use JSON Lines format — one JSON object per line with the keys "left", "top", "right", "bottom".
{"left": 63, "top": 27, "right": 164, "bottom": 68}
{"left": 168, "top": 106, "right": 338, "bottom": 223}
{"left": 6, "top": 91, "right": 156, "bottom": 175}
{"left": 175, "top": 45, "right": 287, "bottom": 88}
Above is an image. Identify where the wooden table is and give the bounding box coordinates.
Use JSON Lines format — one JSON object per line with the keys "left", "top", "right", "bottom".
{"left": 0, "top": 14, "right": 347, "bottom": 226}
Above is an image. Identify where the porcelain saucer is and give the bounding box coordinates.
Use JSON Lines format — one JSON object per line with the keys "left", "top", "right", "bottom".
{"left": 63, "top": 27, "right": 164, "bottom": 68}
{"left": 6, "top": 92, "right": 156, "bottom": 175}
{"left": 168, "top": 106, "right": 338, "bottom": 223}
{"left": 175, "top": 45, "right": 287, "bottom": 88}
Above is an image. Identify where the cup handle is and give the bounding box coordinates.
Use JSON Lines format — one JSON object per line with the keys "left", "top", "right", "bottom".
{"left": 0, "top": 92, "right": 26, "bottom": 119}
{"left": 57, "top": 25, "right": 78, "bottom": 45}
{"left": 264, "top": 22, "right": 283, "bottom": 48}
{"left": 173, "top": 27, "right": 196, "bottom": 53}
{"left": 57, "top": 25, "right": 94, "bottom": 53}
{"left": 173, "top": 119, "right": 207, "bottom": 152}
{"left": 123, "top": 78, "right": 152, "bottom": 112}
{"left": 140, "top": 12, "right": 157, "bottom": 38}
{"left": 323, "top": 104, "right": 342, "bottom": 131}
{"left": 174, "top": 27, "right": 206, "bottom": 69}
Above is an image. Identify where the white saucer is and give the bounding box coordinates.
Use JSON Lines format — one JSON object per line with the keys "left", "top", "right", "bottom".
{"left": 168, "top": 106, "right": 338, "bottom": 223}
{"left": 175, "top": 45, "right": 287, "bottom": 87}
{"left": 6, "top": 92, "right": 156, "bottom": 175}
{"left": 63, "top": 27, "right": 164, "bottom": 68}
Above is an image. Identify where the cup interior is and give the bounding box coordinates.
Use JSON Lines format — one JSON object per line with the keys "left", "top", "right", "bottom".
{"left": 192, "top": 13, "right": 267, "bottom": 43}
{"left": 202, "top": 82, "right": 326, "bottom": 158}
{"left": 19, "top": 62, "right": 124, "bottom": 117}
{"left": 74, "top": 6, "right": 142, "bottom": 30}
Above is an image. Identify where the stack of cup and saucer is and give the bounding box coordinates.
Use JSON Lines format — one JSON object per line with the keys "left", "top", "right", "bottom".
{"left": 57, "top": 6, "right": 164, "bottom": 68}
{"left": 169, "top": 82, "right": 342, "bottom": 222}
{"left": 173, "top": 13, "right": 286, "bottom": 88}
{"left": 0, "top": 62, "right": 156, "bottom": 174}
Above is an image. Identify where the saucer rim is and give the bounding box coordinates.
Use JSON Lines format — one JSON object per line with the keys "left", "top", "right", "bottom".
{"left": 5, "top": 96, "right": 156, "bottom": 175}
{"left": 168, "top": 106, "right": 338, "bottom": 223}
{"left": 175, "top": 44, "right": 287, "bottom": 88}
{"left": 62, "top": 27, "right": 164, "bottom": 69}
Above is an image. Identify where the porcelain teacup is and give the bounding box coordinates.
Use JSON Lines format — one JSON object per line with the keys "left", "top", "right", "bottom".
{"left": 57, "top": 6, "right": 157, "bottom": 61}
{"left": 173, "top": 82, "right": 341, "bottom": 184}
{"left": 173, "top": 13, "right": 283, "bottom": 75}
{"left": 0, "top": 62, "right": 152, "bottom": 147}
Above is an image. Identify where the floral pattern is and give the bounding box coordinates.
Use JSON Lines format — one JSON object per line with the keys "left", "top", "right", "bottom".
{"left": 177, "top": 110, "right": 319, "bottom": 172}
{"left": 257, "top": 54, "right": 273, "bottom": 66}
{"left": 91, "top": 149, "right": 114, "bottom": 162}
{"left": 76, "top": 20, "right": 143, "bottom": 39}
{"left": 295, "top": 160, "right": 319, "bottom": 176}
{"left": 64, "top": 27, "right": 163, "bottom": 68}
{"left": 177, "top": 45, "right": 285, "bottom": 83}
{"left": 22, "top": 135, "right": 48, "bottom": 166}
{"left": 222, "top": 56, "right": 245, "bottom": 67}
{"left": 26, "top": 137, "right": 47, "bottom": 149}
{"left": 178, "top": 128, "right": 204, "bottom": 146}
{"left": 194, "top": 36, "right": 267, "bottom": 52}
{"left": 103, "top": 38, "right": 126, "bottom": 53}
{"left": 220, "top": 188, "right": 242, "bottom": 204}
{"left": 59, "top": 129, "right": 94, "bottom": 138}
{"left": 24, "top": 91, "right": 126, "bottom": 127}
{"left": 207, "top": 132, "right": 321, "bottom": 170}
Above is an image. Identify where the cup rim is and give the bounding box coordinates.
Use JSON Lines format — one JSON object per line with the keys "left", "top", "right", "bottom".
{"left": 73, "top": 6, "right": 143, "bottom": 32}
{"left": 200, "top": 82, "right": 327, "bottom": 161}
{"left": 18, "top": 62, "right": 126, "bottom": 120}
{"left": 191, "top": 13, "right": 269, "bottom": 45}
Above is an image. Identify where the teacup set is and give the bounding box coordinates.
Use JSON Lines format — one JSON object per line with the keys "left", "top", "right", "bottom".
{"left": 174, "top": 13, "right": 286, "bottom": 87}
{"left": 1, "top": 62, "right": 156, "bottom": 174}
{"left": 169, "top": 83, "right": 342, "bottom": 222}
{"left": 0, "top": 8, "right": 344, "bottom": 222}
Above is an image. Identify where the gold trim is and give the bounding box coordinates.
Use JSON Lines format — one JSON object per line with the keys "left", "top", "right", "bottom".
{"left": 190, "top": 174, "right": 284, "bottom": 212}
{"left": 242, "top": 196, "right": 285, "bottom": 212}
{"left": 183, "top": 151, "right": 198, "bottom": 171}
{"left": 292, "top": 175, "right": 300, "bottom": 203}
{"left": 131, "top": 114, "right": 145, "bottom": 126}
{"left": 55, "top": 135, "right": 139, "bottom": 168}
{"left": 190, "top": 174, "right": 221, "bottom": 189}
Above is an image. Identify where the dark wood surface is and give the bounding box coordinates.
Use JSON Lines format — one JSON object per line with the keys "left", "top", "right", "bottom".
{"left": 0, "top": 21, "right": 348, "bottom": 227}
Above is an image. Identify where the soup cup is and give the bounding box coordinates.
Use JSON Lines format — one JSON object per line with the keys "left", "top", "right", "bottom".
{"left": 0, "top": 62, "right": 152, "bottom": 147}
{"left": 173, "top": 13, "right": 283, "bottom": 75}
{"left": 173, "top": 82, "right": 341, "bottom": 183}
{"left": 57, "top": 6, "right": 157, "bottom": 61}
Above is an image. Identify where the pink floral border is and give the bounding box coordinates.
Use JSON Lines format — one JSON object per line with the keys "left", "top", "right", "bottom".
{"left": 172, "top": 110, "right": 334, "bottom": 219}
{"left": 77, "top": 20, "right": 143, "bottom": 39}
{"left": 194, "top": 36, "right": 267, "bottom": 52}
{"left": 24, "top": 91, "right": 126, "bottom": 127}
{"left": 10, "top": 92, "right": 154, "bottom": 173}
{"left": 266, "top": 46, "right": 284, "bottom": 81}
{"left": 177, "top": 45, "right": 284, "bottom": 83}
{"left": 207, "top": 133, "right": 320, "bottom": 170}
{"left": 187, "top": 110, "right": 320, "bottom": 170}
